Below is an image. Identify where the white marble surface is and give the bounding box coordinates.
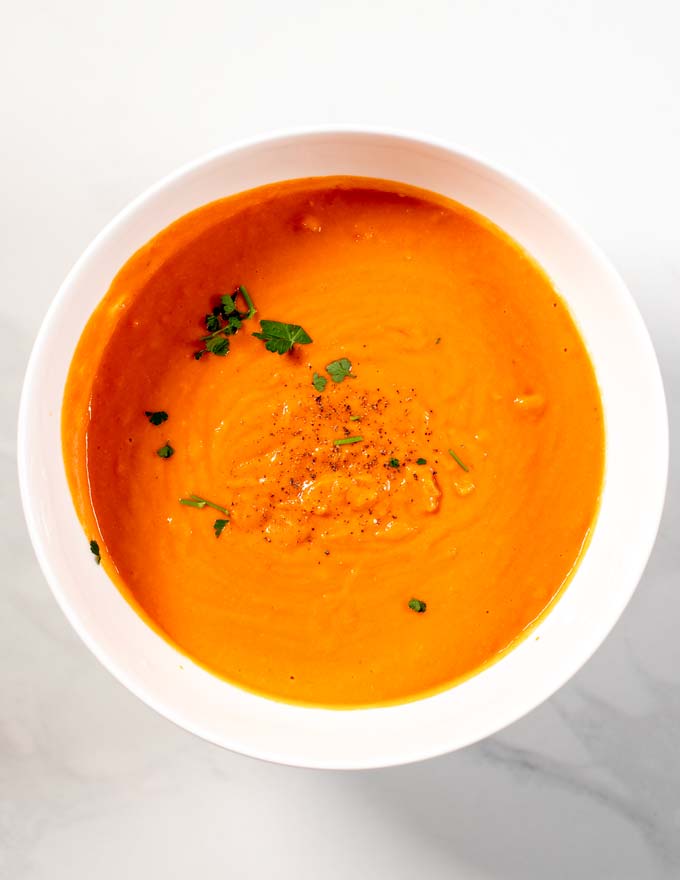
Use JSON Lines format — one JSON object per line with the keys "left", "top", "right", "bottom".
{"left": 2, "top": 1, "right": 679, "bottom": 877}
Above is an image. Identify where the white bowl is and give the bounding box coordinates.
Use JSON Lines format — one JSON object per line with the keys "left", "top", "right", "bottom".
{"left": 18, "top": 128, "right": 668, "bottom": 769}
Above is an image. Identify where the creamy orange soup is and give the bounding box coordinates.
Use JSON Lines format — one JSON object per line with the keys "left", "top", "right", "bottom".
{"left": 63, "top": 176, "right": 604, "bottom": 707}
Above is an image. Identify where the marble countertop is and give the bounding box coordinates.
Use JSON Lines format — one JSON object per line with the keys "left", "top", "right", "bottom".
{"left": 2, "top": 1, "right": 678, "bottom": 877}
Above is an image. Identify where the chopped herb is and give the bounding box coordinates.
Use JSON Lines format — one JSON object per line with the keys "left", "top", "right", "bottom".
{"left": 205, "top": 313, "right": 221, "bottom": 333}
{"left": 253, "top": 320, "right": 313, "bottom": 354}
{"left": 220, "top": 293, "right": 237, "bottom": 313}
{"left": 325, "top": 357, "right": 356, "bottom": 383}
{"left": 205, "top": 335, "right": 230, "bottom": 357}
{"left": 145, "top": 410, "right": 168, "bottom": 426}
{"left": 333, "top": 436, "right": 363, "bottom": 446}
{"left": 388, "top": 458, "right": 400, "bottom": 468}
{"left": 179, "top": 494, "right": 229, "bottom": 515}
{"left": 226, "top": 315, "right": 242, "bottom": 333}
{"left": 312, "top": 372, "right": 328, "bottom": 392}
{"left": 416, "top": 457, "right": 427, "bottom": 466}
{"left": 156, "top": 443, "right": 174, "bottom": 458}
{"left": 448, "top": 448, "right": 470, "bottom": 472}
{"left": 219, "top": 285, "right": 255, "bottom": 320}
{"left": 349, "top": 414, "right": 361, "bottom": 421}
{"left": 195, "top": 285, "right": 257, "bottom": 359}
{"left": 236, "top": 285, "right": 257, "bottom": 321}
{"left": 213, "top": 518, "right": 229, "bottom": 538}
{"left": 408, "top": 598, "right": 427, "bottom": 613}
{"left": 89, "top": 540, "right": 101, "bottom": 565}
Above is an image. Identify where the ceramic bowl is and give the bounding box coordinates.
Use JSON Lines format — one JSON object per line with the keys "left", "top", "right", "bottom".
{"left": 18, "top": 128, "right": 668, "bottom": 768}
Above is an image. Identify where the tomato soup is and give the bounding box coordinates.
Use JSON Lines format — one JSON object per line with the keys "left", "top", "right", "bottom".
{"left": 62, "top": 176, "right": 604, "bottom": 707}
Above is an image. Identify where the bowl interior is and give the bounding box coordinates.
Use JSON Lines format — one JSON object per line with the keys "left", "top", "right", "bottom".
{"left": 19, "top": 130, "right": 668, "bottom": 768}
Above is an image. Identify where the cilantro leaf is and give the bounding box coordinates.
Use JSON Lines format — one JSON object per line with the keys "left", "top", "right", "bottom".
{"left": 89, "top": 540, "right": 101, "bottom": 565}
{"left": 156, "top": 443, "right": 174, "bottom": 459}
{"left": 325, "top": 357, "right": 355, "bottom": 383}
{"left": 416, "top": 457, "right": 427, "bottom": 466}
{"left": 145, "top": 410, "right": 168, "bottom": 426}
{"left": 388, "top": 458, "right": 400, "bottom": 468}
{"left": 312, "top": 372, "right": 327, "bottom": 392}
{"left": 213, "top": 518, "right": 228, "bottom": 538}
{"left": 408, "top": 598, "right": 427, "bottom": 613}
{"left": 253, "top": 320, "right": 313, "bottom": 354}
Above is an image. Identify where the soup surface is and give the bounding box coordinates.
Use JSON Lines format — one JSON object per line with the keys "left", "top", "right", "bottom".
{"left": 63, "top": 176, "right": 604, "bottom": 707}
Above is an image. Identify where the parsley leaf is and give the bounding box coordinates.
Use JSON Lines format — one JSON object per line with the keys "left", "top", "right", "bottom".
{"left": 156, "top": 443, "right": 174, "bottom": 459}
{"left": 416, "top": 457, "right": 427, "bottom": 466}
{"left": 388, "top": 458, "right": 400, "bottom": 468}
{"left": 145, "top": 410, "right": 168, "bottom": 426}
{"left": 349, "top": 414, "right": 361, "bottom": 421}
{"left": 223, "top": 285, "right": 256, "bottom": 321}
{"left": 312, "top": 372, "right": 327, "bottom": 392}
{"left": 220, "top": 292, "right": 237, "bottom": 314}
{"left": 325, "top": 357, "right": 355, "bottom": 383}
{"left": 408, "top": 598, "right": 427, "bottom": 613}
{"left": 227, "top": 315, "right": 242, "bottom": 333}
{"left": 89, "top": 540, "right": 101, "bottom": 565}
{"left": 213, "top": 518, "right": 229, "bottom": 538}
{"left": 205, "top": 313, "right": 221, "bottom": 333}
{"left": 205, "top": 336, "right": 230, "bottom": 356}
{"left": 253, "top": 320, "right": 313, "bottom": 354}
{"left": 195, "top": 286, "right": 257, "bottom": 359}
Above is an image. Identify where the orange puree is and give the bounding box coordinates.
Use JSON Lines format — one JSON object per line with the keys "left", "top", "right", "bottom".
{"left": 62, "top": 176, "right": 604, "bottom": 707}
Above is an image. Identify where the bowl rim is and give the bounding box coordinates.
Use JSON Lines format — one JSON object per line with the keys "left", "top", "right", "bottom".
{"left": 18, "top": 125, "right": 669, "bottom": 768}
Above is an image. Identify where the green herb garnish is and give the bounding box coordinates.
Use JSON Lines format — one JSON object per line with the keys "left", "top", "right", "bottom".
{"left": 312, "top": 372, "right": 327, "bottom": 392}
{"left": 349, "top": 414, "right": 361, "bottom": 421}
{"left": 179, "top": 494, "right": 229, "bottom": 515}
{"left": 448, "top": 448, "right": 470, "bottom": 472}
{"left": 89, "top": 540, "right": 101, "bottom": 565}
{"left": 333, "top": 436, "right": 363, "bottom": 446}
{"left": 416, "top": 457, "right": 427, "bottom": 466}
{"left": 388, "top": 458, "right": 400, "bottom": 468}
{"left": 213, "top": 518, "right": 229, "bottom": 538}
{"left": 205, "top": 313, "right": 221, "bottom": 333}
{"left": 156, "top": 443, "right": 174, "bottom": 459}
{"left": 253, "top": 320, "right": 313, "bottom": 354}
{"left": 145, "top": 410, "right": 168, "bottom": 425}
{"left": 236, "top": 285, "right": 257, "bottom": 320}
{"left": 408, "top": 598, "right": 427, "bottom": 613}
{"left": 205, "top": 335, "right": 230, "bottom": 357}
{"left": 195, "top": 285, "right": 257, "bottom": 359}
{"left": 326, "top": 357, "right": 356, "bottom": 383}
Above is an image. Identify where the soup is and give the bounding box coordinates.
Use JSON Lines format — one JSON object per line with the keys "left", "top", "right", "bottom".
{"left": 62, "top": 176, "right": 604, "bottom": 707}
